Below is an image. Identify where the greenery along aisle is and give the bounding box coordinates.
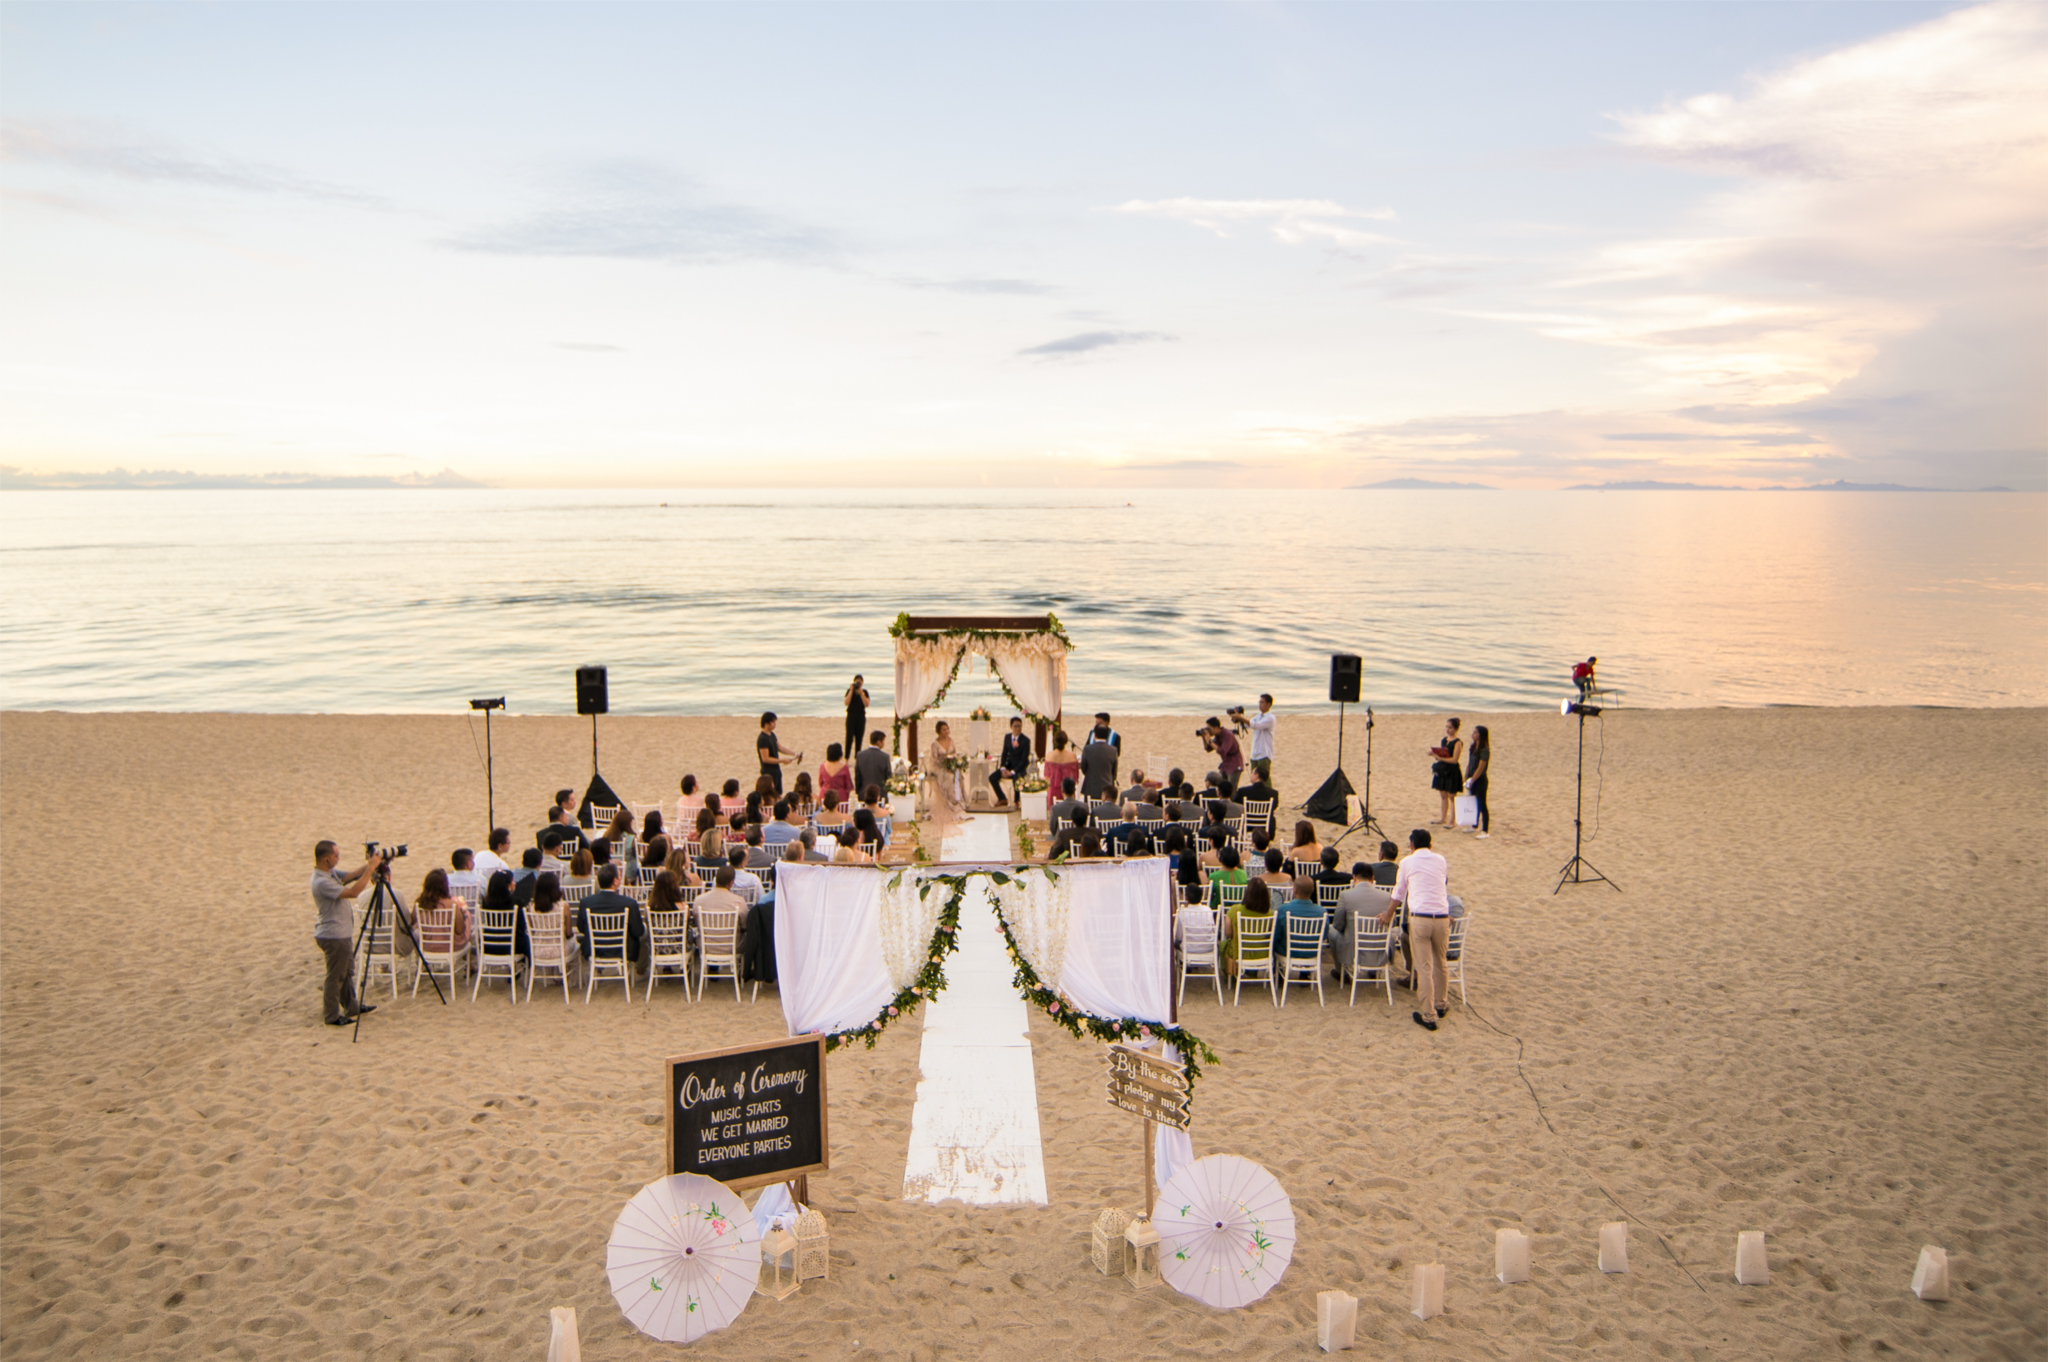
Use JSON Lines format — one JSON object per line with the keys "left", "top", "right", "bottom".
{"left": 823, "top": 865, "right": 1221, "bottom": 1100}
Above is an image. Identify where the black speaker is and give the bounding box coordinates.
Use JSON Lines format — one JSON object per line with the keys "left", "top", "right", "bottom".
{"left": 575, "top": 665, "right": 609, "bottom": 716}
{"left": 1329, "top": 653, "right": 1362, "bottom": 704}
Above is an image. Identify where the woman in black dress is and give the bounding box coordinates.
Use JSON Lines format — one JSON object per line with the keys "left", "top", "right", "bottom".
{"left": 1464, "top": 725, "right": 1490, "bottom": 838}
{"left": 1430, "top": 717, "right": 1463, "bottom": 827}
{"left": 843, "top": 675, "right": 869, "bottom": 770}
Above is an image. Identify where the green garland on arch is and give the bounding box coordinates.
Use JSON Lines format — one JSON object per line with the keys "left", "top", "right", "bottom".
{"left": 887, "top": 613, "right": 1075, "bottom": 749}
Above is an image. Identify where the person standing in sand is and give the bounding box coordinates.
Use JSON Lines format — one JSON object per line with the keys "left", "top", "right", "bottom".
{"left": 1429, "top": 717, "right": 1463, "bottom": 828}
{"left": 856, "top": 730, "right": 893, "bottom": 805}
{"left": 1246, "top": 694, "right": 1277, "bottom": 784}
{"left": 1464, "top": 724, "right": 1491, "bottom": 839}
{"left": 310, "top": 841, "right": 381, "bottom": 1026}
{"left": 843, "top": 675, "right": 869, "bottom": 768}
{"left": 1385, "top": 828, "right": 1452, "bottom": 1031}
{"left": 757, "top": 712, "right": 800, "bottom": 796}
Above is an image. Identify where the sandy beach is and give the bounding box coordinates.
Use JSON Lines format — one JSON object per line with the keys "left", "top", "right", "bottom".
{"left": 1, "top": 706, "right": 2042, "bottom": 1361}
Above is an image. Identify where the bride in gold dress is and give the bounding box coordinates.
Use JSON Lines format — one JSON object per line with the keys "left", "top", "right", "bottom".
{"left": 924, "top": 720, "right": 967, "bottom": 842}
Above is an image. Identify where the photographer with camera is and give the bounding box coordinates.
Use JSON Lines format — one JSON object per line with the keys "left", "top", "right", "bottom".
{"left": 311, "top": 839, "right": 384, "bottom": 1026}
{"left": 1198, "top": 715, "right": 1246, "bottom": 794}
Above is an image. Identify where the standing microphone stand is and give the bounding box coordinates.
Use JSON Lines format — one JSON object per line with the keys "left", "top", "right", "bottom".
{"left": 1330, "top": 707, "right": 1387, "bottom": 851}
{"left": 1555, "top": 701, "right": 1618, "bottom": 893}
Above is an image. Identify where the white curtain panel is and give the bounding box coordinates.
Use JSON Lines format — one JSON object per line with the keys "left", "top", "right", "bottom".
{"left": 881, "top": 870, "right": 947, "bottom": 990}
{"left": 1053, "top": 858, "right": 1173, "bottom": 1024}
{"left": 984, "top": 637, "right": 1065, "bottom": 723}
{"left": 773, "top": 863, "right": 894, "bottom": 1036}
{"left": 893, "top": 636, "right": 965, "bottom": 720}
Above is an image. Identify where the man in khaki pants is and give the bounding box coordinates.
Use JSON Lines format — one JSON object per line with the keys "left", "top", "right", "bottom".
{"left": 1385, "top": 828, "right": 1452, "bottom": 1032}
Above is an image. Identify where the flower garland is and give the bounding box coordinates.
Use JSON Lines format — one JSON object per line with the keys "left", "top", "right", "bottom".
{"left": 821, "top": 864, "right": 1221, "bottom": 1108}
{"left": 888, "top": 614, "right": 1075, "bottom": 746}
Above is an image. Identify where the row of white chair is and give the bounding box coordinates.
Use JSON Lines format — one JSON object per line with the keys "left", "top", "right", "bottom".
{"left": 1177, "top": 906, "right": 1473, "bottom": 1010}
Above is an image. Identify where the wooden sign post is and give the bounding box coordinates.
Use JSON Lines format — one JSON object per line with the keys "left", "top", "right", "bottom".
{"left": 667, "top": 1034, "right": 829, "bottom": 1195}
{"left": 1105, "top": 1043, "right": 1190, "bottom": 1207}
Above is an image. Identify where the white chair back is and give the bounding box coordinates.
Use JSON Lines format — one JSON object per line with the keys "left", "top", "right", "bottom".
{"left": 582, "top": 910, "right": 632, "bottom": 1003}
{"left": 694, "top": 907, "right": 753, "bottom": 1004}
{"left": 1350, "top": 917, "right": 1396, "bottom": 1008}
{"left": 471, "top": 907, "right": 521, "bottom": 1002}
{"left": 1233, "top": 912, "right": 1277, "bottom": 1007}
{"left": 1280, "top": 913, "right": 1327, "bottom": 1007}
{"left": 411, "top": 906, "right": 467, "bottom": 998}
{"left": 523, "top": 906, "right": 574, "bottom": 1003}
{"left": 1177, "top": 906, "right": 1222, "bottom": 1007}
{"left": 645, "top": 909, "right": 692, "bottom": 1003}
{"left": 1445, "top": 911, "right": 1473, "bottom": 1007}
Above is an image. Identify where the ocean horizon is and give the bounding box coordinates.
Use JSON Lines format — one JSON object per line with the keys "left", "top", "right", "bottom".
{"left": 2, "top": 487, "right": 2041, "bottom": 717}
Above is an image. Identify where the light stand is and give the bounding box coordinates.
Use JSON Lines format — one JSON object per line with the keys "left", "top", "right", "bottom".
{"left": 1555, "top": 699, "right": 1619, "bottom": 893}
{"left": 1330, "top": 707, "right": 1387, "bottom": 851}
{"left": 469, "top": 697, "right": 504, "bottom": 838}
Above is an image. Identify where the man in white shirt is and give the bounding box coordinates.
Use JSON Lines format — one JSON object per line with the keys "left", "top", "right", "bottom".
{"left": 1386, "top": 827, "right": 1452, "bottom": 1031}
{"left": 446, "top": 849, "right": 486, "bottom": 897}
{"left": 1245, "top": 693, "right": 1278, "bottom": 784}
{"left": 472, "top": 829, "right": 512, "bottom": 881}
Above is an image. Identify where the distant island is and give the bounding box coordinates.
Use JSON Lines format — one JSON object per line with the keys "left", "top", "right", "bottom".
{"left": 1567, "top": 478, "right": 2018, "bottom": 492}
{"left": 0, "top": 466, "right": 487, "bottom": 490}
{"left": 1350, "top": 477, "right": 1496, "bottom": 490}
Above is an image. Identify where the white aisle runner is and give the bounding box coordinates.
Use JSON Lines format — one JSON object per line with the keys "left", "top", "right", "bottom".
{"left": 900, "top": 814, "right": 1049, "bottom": 1205}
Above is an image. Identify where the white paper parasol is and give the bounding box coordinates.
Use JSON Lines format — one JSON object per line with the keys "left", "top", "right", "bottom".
{"left": 606, "top": 1173, "right": 762, "bottom": 1342}
{"left": 1153, "top": 1154, "right": 1295, "bottom": 1308}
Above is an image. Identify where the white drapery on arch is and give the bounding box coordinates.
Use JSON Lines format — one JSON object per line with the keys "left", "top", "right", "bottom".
{"left": 892, "top": 628, "right": 1070, "bottom": 729}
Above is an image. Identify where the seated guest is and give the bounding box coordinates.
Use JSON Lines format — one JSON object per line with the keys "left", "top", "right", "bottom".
{"left": 643, "top": 832, "right": 672, "bottom": 872}
{"left": 480, "top": 872, "right": 519, "bottom": 940}
{"left": 1090, "top": 797, "right": 1122, "bottom": 825}
{"left": 1048, "top": 808, "right": 1091, "bottom": 860}
{"left": 743, "top": 827, "right": 777, "bottom": 870}
{"left": 813, "top": 790, "right": 845, "bottom": 828}
{"left": 1315, "top": 847, "right": 1352, "bottom": 895}
{"left": 1119, "top": 769, "right": 1149, "bottom": 804}
{"left": 604, "top": 810, "right": 639, "bottom": 875}
{"left": 529, "top": 871, "right": 573, "bottom": 955}
{"left": 694, "top": 809, "right": 725, "bottom": 865}
{"left": 1133, "top": 793, "right": 1166, "bottom": 821}
{"left": 640, "top": 809, "right": 665, "bottom": 847}
{"left": 1164, "top": 767, "right": 1185, "bottom": 797}
{"left": 790, "top": 770, "right": 816, "bottom": 817}
{"left": 577, "top": 865, "right": 646, "bottom": 967}
{"left": 589, "top": 838, "right": 615, "bottom": 881}
{"left": 702, "top": 791, "right": 724, "bottom": 823}
{"left": 832, "top": 826, "right": 871, "bottom": 864}
{"left": 1235, "top": 773, "right": 1280, "bottom": 837}
{"left": 514, "top": 846, "right": 544, "bottom": 886}
{"left": 1078, "top": 827, "right": 1105, "bottom": 859}
{"left": 781, "top": 839, "right": 809, "bottom": 866}
{"left": 414, "top": 868, "right": 469, "bottom": 951}
{"left": 851, "top": 809, "right": 884, "bottom": 857}
{"left": 474, "top": 829, "right": 513, "bottom": 881}
{"left": 1122, "top": 828, "right": 1155, "bottom": 857}
{"left": 1288, "top": 820, "right": 1324, "bottom": 868}
{"left": 1258, "top": 846, "right": 1292, "bottom": 893}
{"left": 754, "top": 774, "right": 778, "bottom": 805}
{"left": 744, "top": 792, "right": 765, "bottom": 826}
{"left": 818, "top": 744, "right": 855, "bottom": 805}
{"left": 1373, "top": 840, "right": 1401, "bottom": 887}
{"left": 1103, "top": 802, "right": 1147, "bottom": 850}
{"left": 1222, "top": 876, "right": 1272, "bottom": 971}
{"left": 662, "top": 847, "right": 703, "bottom": 888}
{"left": 1273, "top": 876, "right": 1327, "bottom": 961}
{"left": 1207, "top": 845, "right": 1248, "bottom": 909}
{"left": 1048, "top": 779, "right": 1086, "bottom": 830}
{"left": 695, "top": 865, "right": 747, "bottom": 919}
{"left": 1327, "top": 862, "right": 1395, "bottom": 983}
{"left": 563, "top": 846, "right": 595, "bottom": 888}
{"left": 856, "top": 730, "right": 893, "bottom": 804}
{"left": 537, "top": 804, "right": 585, "bottom": 854}
{"left": 762, "top": 800, "right": 803, "bottom": 850}
{"left": 677, "top": 775, "right": 704, "bottom": 824}
{"left": 728, "top": 847, "right": 765, "bottom": 901}
{"left": 446, "top": 848, "right": 485, "bottom": 897}
{"left": 720, "top": 778, "right": 743, "bottom": 805}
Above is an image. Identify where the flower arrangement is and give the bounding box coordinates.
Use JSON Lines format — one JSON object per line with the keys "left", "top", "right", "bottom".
{"left": 941, "top": 753, "right": 970, "bottom": 774}
{"left": 1017, "top": 774, "right": 1049, "bottom": 793}
{"left": 969, "top": 706, "right": 993, "bottom": 721}
{"left": 884, "top": 774, "right": 918, "bottom": 796}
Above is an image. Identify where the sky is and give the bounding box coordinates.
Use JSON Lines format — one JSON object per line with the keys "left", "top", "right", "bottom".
{"left": 2, "top": 1, "right": 2042, "bottom": 490}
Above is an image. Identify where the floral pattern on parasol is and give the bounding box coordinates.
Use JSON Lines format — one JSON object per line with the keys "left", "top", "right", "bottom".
{"left": 606, "top": 1173, "right": 762, "bottom": 1342}
{"left": 1153, "top": 1154, "right": 1296, "bottom": 1309}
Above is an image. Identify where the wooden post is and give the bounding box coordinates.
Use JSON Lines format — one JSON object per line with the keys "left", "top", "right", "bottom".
{"left": 907, "top": 718, "right": 920, "bottom": 767}
{"left": 793, "top": 1173, "right": 809, "bottom": 1208}
{"left": 1034, "top": 719, "right": 1047, "bottom": 759}
{"left": 1142, "top": 1117, "right": 1155, "bottom": 1213}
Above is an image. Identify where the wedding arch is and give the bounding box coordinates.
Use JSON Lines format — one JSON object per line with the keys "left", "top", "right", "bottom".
{"left": 889, "top": 612, "right": 1072, "bottom": 762}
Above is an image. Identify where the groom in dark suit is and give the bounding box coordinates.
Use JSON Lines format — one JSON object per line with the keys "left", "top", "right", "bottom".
{"left": 994, "top": 716, "right": 1032, "bottom": 808}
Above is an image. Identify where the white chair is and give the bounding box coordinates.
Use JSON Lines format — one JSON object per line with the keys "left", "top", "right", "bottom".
{"left": 1279, "top": 914, "right": 1326, "bottom": 1007}
{"left": 523, "top": 906, "right": 575, "bottom": 1002}
{"left": 1177, "top": 907, "right": 1222, "bottom": 1006}
{"left": 694, "top": 907, "right": 754, "bottom": 1003}
{"left": 1316, "top": 881, "right": 1345, "bottom": 908}
{"left": 1349, "top": 916, "right": 1397, "bottom": 1008}
{"left": 352, "top": 904, "right": 403, "bottom": 1000}
{"left": 645, "top": 909, "right": 693, "bottom": 1003}
{"left": 1444, "top": 911, "right": 1473, "bottom": 1007}
{"left": 589, "top": 804, "right": 620, "bottom": 830}
{"left": 1289, "top": 859, "right": 1322, "bottom": 884}
{"left": 582, "top": 911, "right": 633, "bottom": 1003}
{"left": 1241, "top": 798, "right": 1274, "bottom": 838}
{"left": 471, "top": 907, "right": 521, "bottom": 1002}
{"left": 411, "top": 907, "right": 469, "bottom": 998}
{"left": 1233, "top": 913, "right": 1277, "bottom": 1006}
{"left": 452, "top": 882, "right": 483, "bottom": 911}
{"left": 1215, "top": 880, "right": 1248, "bottom": 910}
{"left": 561, "top": 882, "right": 594, "bottom": 909}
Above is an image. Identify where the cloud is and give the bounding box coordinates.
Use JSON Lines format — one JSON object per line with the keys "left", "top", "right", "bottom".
{"left": 898, "top": 276, "right": 1058, "bottom": 296}
{"left": 1016, "top": 330, "right": 1172, "bottom": 358}
{"left": 1112, "top": 459, "right": 1248, "bottom": 473}
{"left": 0, "top": 119, "right": 386, "bottom": 206}
{"left": 447, "top": 161, "right": 833, "bottom": 264}
{"left": 1110, "top": 197, "right": 1396, "bottom": 249}
{"left": 553, "top": 342, "right": 626, "bottom": 352}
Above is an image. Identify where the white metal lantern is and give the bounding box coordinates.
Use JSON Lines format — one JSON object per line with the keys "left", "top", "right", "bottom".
{"left": 795, "top": 1206, "right": 830, "bottom": 1282}
{"left": 1091, "top": 1207, "right": 1136, "bottom": 1276}
{"left": 758, "top": 1225, "right": 801, "bottom": 1301}
{"left": 1124, "top": 1218, "right": 1161, "bottom": 1289}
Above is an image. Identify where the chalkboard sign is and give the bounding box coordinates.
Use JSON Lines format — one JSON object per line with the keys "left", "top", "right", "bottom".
{"left": 666, "top": 1035, "right": 829, "bottom": 1191}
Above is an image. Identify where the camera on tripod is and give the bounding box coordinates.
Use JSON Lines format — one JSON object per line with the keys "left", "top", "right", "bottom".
{"left": 364, "top": 841, "right": 408, "bottom": 875}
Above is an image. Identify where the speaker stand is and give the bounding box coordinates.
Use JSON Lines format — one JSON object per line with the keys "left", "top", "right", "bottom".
{"left": 1330, "top": 706, "right": 1387, "bottom": 852}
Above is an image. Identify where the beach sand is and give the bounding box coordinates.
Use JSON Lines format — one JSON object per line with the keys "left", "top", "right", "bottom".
{"left": 1, "top": 707, "right": 2042, "bottom": 1360}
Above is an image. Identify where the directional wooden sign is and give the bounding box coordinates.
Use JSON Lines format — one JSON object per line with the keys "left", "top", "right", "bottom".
{"left": 1105, "top": 1043, "right": 1192, "bottom": 1131}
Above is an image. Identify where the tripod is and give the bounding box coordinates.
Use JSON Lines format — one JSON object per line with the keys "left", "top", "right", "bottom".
{"left": 350, "top": 866, "right": 446, "bottom": 1040}
{"left": 1330, "top": 707, "right": 1388, "bottom": 851}
{"left": 1555, "top": 702, "right": 1618, "bottom": 893}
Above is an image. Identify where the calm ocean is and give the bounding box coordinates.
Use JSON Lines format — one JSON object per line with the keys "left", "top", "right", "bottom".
{"left": 1, "top": 488, "right": 2041, "bottom": 715}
